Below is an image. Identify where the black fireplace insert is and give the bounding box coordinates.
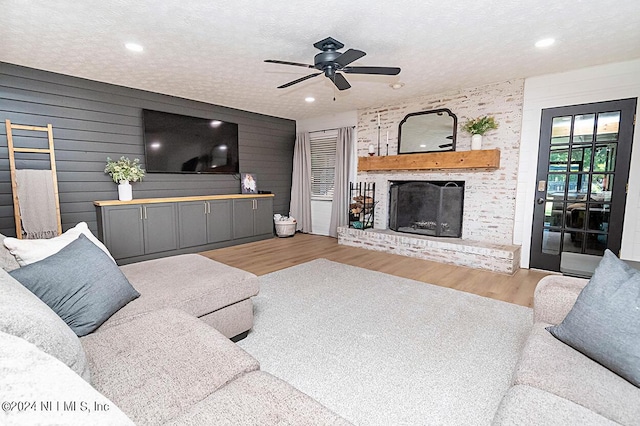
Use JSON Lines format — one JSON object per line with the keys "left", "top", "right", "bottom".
{"left": 389, "top": 181, "right": 464, "bottom": 237}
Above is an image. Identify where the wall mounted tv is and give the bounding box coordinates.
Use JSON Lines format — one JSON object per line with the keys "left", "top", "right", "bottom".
{"left": 142, "top": 109, "right": 239, "bottom": 174}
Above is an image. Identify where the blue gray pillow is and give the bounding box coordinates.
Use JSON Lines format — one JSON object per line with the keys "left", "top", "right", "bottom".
{"left": 9, "top": 234, "right": 140, "bottom": 337}
{"left": 548, "top": 249, "right": 640, "bottom": 387}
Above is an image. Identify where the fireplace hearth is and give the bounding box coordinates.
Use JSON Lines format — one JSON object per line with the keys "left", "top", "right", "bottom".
{"left": 389, "top": 181, "right": 464, "bottom": 238}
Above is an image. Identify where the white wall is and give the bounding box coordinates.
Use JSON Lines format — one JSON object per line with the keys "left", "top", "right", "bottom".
{"left": 297, "top": 111, "right": 358, "bottom": 236}
{"left": 514, "top": 59, "right": 640, "bottom": 267}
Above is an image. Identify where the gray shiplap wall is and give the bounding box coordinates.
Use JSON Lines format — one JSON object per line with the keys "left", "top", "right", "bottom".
{"left": 0, "top": 62, "right": 295, "bottom": 237}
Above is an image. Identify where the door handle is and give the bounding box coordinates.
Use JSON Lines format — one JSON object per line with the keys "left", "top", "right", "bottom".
{"left": 204, "top": 202, "right": 208, "bottom": 215}
{"left": 536, "top": 198, "right": 545, "bottom": 205}
{"left": 143, "top": 206, "right": 147, "bottom": 219}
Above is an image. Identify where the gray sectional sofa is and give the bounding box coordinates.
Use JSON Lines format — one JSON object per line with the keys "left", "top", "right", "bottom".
{"left": 2, "top": 227, "right": 638, "bottom": 425}
{"left": 493, "top": 274, "right": 640, "bottom": 425}
{"left": 0, "top": 239, "right": 350, "bottom": 425}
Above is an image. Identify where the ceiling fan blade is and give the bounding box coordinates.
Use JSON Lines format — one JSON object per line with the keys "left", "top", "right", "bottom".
{"left": 277, "top": 73, "right": 322, "bottom": 89}
{"left": 332, "top": 72, "right": 351, "bottom": 91}
{"left": 334, "top": 49, "right": 366, "bottom": 67}
{"left": 265, "top": 59, "right": 315, "bottom": 69}
{"left": 343, "top": 66, "right": 401, "bottom": 75}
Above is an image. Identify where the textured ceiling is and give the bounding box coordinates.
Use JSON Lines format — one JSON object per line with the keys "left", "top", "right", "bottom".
{"left": 1, "top": 0, "right": 640, "bottom": 120}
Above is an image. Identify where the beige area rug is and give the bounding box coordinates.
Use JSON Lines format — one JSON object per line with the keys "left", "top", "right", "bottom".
{"left": 237, "top": 259, "right": 532, "bottom": 425}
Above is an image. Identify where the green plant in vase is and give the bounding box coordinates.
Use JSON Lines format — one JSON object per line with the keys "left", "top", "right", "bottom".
{"left": 462, "top": 116, "right": 498, "bottom": 150}
{"left": 104, "top": 156, "right": 145, "bottom": 201}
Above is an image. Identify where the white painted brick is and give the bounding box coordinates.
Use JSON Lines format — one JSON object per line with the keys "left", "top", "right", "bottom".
{"left": 356, "top": 79, "right": 525, "bottom": 246}
{"left": 345, "top": 80, "right": 525, "bottom": 271}
{"left": 337, "top": 227, "right": 521, "bottom": 274}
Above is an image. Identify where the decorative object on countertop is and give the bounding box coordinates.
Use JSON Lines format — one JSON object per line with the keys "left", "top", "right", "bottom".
{"left": 104, "top": 157, "right": 145, "bottom": 201}
{"left": 463, "top": 115, "right": 498, "bottom": 150}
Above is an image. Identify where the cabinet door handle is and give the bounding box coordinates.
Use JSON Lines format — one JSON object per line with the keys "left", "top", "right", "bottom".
{"left": 204, "top": 202, "right": 208, "bottom": 215}
{"left": 208, "top": 202, "right": 211, "bottom": 214}
{"left": 143, "top": 206, "right": 147, "bottom": 219}
{"left": 140, "top": 207, "right": 143, "bottom": 220}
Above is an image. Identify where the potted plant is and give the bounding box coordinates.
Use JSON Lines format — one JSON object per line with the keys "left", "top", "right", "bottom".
{"left": 462, "top": 115, "right": 498, "bottom": 150}
{"left": 104, "top": 156, "right": 145, "bottom": 201}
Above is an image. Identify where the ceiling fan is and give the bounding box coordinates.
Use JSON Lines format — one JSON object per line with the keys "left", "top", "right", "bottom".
{"left": 265, "top": 37, "right": 401, "bottom": 91}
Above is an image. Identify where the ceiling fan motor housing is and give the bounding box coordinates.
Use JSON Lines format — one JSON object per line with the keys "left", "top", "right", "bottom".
{"left": 314, "top": 51, "right": 341, "bottom": 75}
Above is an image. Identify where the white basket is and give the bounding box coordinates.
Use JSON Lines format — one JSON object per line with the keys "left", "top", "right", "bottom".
{"left": 275, "top": 221, "right": 296, "bottom": 237}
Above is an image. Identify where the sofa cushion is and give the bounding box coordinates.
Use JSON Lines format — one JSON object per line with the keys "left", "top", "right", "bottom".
{"left": 3, "top": 221, "right": 115, "bottom": 266}
{"left": 81, "top": 308, "right": 260, "bottom": 425}
{"left": 513, "top": 322, "right": 640, "bottom": 425}
{"left": 492, "top": 385, "right": 618, "bottom": 425}
{"left": 0, "top": 331, "right": 133, "bottom": 426}
{"left": 0, "top": 268, "right": 89, "bottom": 381}
{"left": 548, "top": 249, "right": 640, "bottom": 387}
{"left": 9, "top": 234, "right": 140, "bottom": 337}
{"left": 0, "top": 233, "right": 20, "bottom": 272}
{"left": 99, "top": 254, "right": 258, "bottom": 330}
{"left": 166, "top": 370, "right": 353, "bottom": 426}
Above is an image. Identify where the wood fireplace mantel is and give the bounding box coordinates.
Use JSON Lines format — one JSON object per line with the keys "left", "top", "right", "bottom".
{"left": 357, "top": 149, "right": 500, "bottom": 172}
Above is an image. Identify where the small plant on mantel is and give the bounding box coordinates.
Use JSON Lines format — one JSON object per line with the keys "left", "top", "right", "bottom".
{"left": 462, "top": 115, "right": 499, "bottom": 135}
{"left": 104, "top": 156, "right": 145, "bottom": 184}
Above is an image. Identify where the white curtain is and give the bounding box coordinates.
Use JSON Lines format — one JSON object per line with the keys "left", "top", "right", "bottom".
{"left": 290, "top": 132, "right": 312, "bottom": 233}
{"left": 329, "top": 127, "right": 354, "bottom": 237}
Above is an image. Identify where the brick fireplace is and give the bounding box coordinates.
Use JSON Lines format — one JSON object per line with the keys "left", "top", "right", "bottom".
{"left": 337, "top": 79, "right": 525, "bottom": 274}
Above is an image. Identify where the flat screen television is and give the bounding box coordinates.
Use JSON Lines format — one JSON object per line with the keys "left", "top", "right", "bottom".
{"left": 142, "top": 109, "right": 239, "bottom": 174}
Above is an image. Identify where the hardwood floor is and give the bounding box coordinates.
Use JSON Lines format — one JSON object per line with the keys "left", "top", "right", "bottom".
{"left": 200, "top": 233, "right": 552, "bottom": 307}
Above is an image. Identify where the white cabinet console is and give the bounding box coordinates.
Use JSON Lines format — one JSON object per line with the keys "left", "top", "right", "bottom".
{"left": 95, "top": 194, "right": 274, "bottom": 264}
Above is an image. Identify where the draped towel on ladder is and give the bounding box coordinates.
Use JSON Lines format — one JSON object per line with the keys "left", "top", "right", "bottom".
{"left": 5, "top": 119, "right": 62, "bottom": 239}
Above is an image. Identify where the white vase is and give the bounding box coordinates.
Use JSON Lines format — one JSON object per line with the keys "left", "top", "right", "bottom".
{"left": 471, "top": 134, "right": 483, "bottom": 150}
{"left": 118, "top": 181, "right": 133, "bottom": 201}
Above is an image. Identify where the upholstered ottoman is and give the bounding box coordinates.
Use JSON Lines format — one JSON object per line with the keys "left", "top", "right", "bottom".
{"left": 97, "top": 254, "right": 259, "bottom": 339}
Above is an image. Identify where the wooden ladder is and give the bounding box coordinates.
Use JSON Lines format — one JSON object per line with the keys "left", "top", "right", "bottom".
{"left": 5, "top": 119, "right": 62, "bottom": 239}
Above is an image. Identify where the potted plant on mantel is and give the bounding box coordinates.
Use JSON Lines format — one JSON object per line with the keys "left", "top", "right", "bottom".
{"left": 104, "top": 156, "right": 145, "bottom": 201}
{"left": 462, "top": 115, "right": 499, "bottom": 150}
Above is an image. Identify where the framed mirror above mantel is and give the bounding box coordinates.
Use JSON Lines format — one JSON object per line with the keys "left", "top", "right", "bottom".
{"left": 398, "top": 108, "right": 457, "bottom": 154}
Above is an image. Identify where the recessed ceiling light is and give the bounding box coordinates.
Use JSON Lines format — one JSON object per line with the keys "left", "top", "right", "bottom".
{"left": 125, "top": 43, "right": 144, "bottom": 52}
{"left": 150, "top": 141, "right": 161, "bottom": 149}
{"left": 305, "top": 97, "right": 315, "bottom": 103}
{"left": 535, "top": 38, "right": 555, "bottom": 48}
{"left": 390, "top": 82, "right": 405, "bottom": 90}
{"left": 210, "top": 120, "right": 222, "bottom": 127}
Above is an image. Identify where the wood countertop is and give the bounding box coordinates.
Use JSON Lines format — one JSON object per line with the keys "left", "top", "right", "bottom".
{"left": 94, "top": 193, "right": 274, "bottom": 207}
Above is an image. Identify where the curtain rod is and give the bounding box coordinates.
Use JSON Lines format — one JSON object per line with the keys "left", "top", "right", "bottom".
{"left": 308, "top": 126, "right": 355, "bottom": 134}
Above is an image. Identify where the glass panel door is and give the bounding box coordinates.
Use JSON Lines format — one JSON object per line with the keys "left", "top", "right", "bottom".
{"left": 530, "top": 99, "right": 636, "bottom": 272}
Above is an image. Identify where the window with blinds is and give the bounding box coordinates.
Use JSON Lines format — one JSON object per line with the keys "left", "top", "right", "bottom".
{"left": 310, "top": 131, "right": 337, "bottom": 200}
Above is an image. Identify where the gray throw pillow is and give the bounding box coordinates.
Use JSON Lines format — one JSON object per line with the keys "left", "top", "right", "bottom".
{"left": 548, "top": 249, "right": 640, "bottom": 387}
{"left": 10, "top": 234, "right": 140, "bottom": 337}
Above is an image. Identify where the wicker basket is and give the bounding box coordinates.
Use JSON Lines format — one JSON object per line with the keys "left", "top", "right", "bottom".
{"left": 275, "top": 221, "right": 296, "bottom": 237}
